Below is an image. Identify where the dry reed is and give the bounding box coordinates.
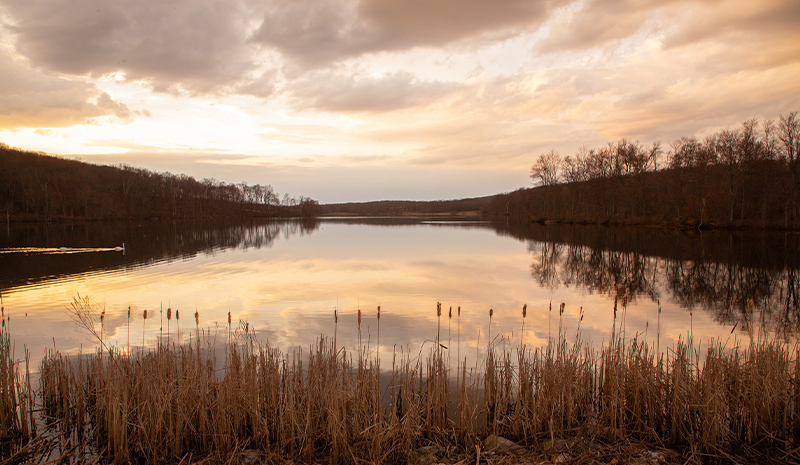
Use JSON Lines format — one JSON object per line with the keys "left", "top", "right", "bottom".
{"left": 0, "top": 324, "right": 36, "bottom": 460}
{"left": 2, "top": 300, "right": 796, "bottom": 464}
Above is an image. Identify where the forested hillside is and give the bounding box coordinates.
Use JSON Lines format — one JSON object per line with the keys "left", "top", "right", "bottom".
{"left": 0, "top": 144, "right": 318, "bottom": 222}
{"left": 318, "top": 197, "right": 493, "bottom": 217}
{"left": 487, "top": 112, "right": 800, "bottom": 229}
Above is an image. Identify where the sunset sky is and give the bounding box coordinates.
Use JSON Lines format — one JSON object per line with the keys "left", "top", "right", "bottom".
{"left": 1, "top": 0, "right": 799, "bottom": 203}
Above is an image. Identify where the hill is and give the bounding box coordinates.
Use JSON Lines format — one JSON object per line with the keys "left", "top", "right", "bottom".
{"left": 0, "top": 144, "right": 317, "bottom": 222}
{"left": 318, "top": 197, "right": 494, "bottom": 217}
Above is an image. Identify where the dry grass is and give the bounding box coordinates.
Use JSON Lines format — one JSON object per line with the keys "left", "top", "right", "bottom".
{"left": 4, "top": 299, "right": 800, "bottom": 464}
{"left": 0, "top": 321, "right": 38, "bottom": 461}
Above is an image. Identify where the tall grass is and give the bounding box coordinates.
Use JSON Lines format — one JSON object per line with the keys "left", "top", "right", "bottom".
{"left": 0, "top": 323, "right": 35, "bottom": 460}
{"left": 10, "top": 301, "right": 800, "bottom": 463}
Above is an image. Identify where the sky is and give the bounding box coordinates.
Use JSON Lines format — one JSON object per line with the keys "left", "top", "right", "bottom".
{"left": 1, "top": 0, "right": 799, "bottom": 203}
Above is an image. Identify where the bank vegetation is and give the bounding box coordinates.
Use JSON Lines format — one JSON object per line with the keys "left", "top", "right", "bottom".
{"left": 0, "top": 144, "right": 318, "bottom": 222}
{"left": 1, "top": 300, "right": 799, "bottom": 464}
{"left": 488, "top": 112, "right": 800, "bottom": 229}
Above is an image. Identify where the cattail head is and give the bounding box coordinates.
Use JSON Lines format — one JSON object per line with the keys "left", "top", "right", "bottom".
{"left": 143, "top": 309, "right": 148, "bottom": 320}
{"left": 457, "top": 306, "right": 461, "bottom": 316}
{"left": 522, "top": 303, "right": 527, "bottom": 318}
{"left": 358, "top": 308, "right": 362, "bottom": 328}
{"left": 437, "top": 302, "right": 441, "bottom": 317}
{"left": 167, "top": 307, "right": 172, "bottom": 321}
{"left": 228, "top": 312, "right": 232, "bottom": 325}
{"left": 195, "top": 311, "right": 199, "bottom": 325}
{"left": 128, "top": 305, "right": 131, "bottom": 319}
{"left": 549, "top": 301, "right": 552, "bottom": 312}
{"left": 334, "top": 308, "right": 338, "bottom": 324}
{"left": 489, "top": 308, "right": 493, "bottom": 318}
{"left": 176, "top": 309, "right": 179, "bottom": 320}
{"left": 377, "top": 305, "right": 380, "bottom": 321}
{"left": 449, "top": 306, "right": 452, "bottom": 319}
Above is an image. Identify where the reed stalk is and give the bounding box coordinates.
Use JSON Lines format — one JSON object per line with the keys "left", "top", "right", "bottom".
{"left": 1, "top": 299, "right": 796, "bottom": 464}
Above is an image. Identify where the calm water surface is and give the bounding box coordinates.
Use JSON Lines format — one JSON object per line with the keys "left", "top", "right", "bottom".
{"left": 1, "top": 219, "right": 798, "bottom": 368}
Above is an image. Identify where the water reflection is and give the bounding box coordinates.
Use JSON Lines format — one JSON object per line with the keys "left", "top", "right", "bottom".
{"left": 1, "top": 218, "right": 797, "bottom": 371}
{"left": 0, "top": 219, "right": 319, "bottom": 294}
{"left": 494, "top": 221, "right": 800, "bottom": 332}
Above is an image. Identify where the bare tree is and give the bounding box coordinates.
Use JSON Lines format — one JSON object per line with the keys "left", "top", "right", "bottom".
{"left": 779, "top": 111, "right": 799, "bottom": 170}
{"left": 648, "top": 141, "right": 663, "bottom": 171}
{"left": 739, "top": 117, "right": 764, "bottom": 162}
{"left": 562, "top": 146, "right": 591, "bottom": 183}
{"left": 530, "top": 150, "right": 562, "bottom": 186}
{"left": 762, "top": 119, "right": 778, "bottom": 160}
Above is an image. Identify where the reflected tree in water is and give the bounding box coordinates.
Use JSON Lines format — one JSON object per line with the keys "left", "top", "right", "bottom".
{"left": 512, "top": 222, "right": 800, "bottom": 332}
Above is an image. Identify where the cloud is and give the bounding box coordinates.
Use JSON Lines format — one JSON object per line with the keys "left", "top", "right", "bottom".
{"left": 537, "top": 0, "right": 800, "bottom": 55}
{"left": 287, "top": 70, "right": 459, "bottom": 113}
{"left": 4, "top": 0, "right": 268, "bottom": 94}
{"left": 664, "top": 0, "right": 800, "bottom": 50}
{"left": 252, "top": 0, "right": 570, "bottom": 67}
{"left": 538, "top": 0, "right": 671, "bottom": 53}
{"left": 0, "top": 53, "right": 134, "bottom": 128}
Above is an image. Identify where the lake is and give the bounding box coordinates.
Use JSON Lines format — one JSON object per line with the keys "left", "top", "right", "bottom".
{"left": 1, "top": 218, "right": 798, "bottom": 369}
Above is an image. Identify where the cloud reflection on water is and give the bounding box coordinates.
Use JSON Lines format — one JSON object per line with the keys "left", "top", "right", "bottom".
{"left": 1, "top": 219, "right": 796, "bottom": 370}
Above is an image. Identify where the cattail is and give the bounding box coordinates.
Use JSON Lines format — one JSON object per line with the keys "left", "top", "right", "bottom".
{"left": 522, "top": 303, "right": 527, "bottom": 318}
{"left": 167, "top": 307, "right": 172, "bottom": 321}
{"left": 489, "top": 308, "right": 493, "bottom": 318}
{"left": 176, "top": 309, "right": 179, "bottom": 320}
{"left": 457, "top": 306, "right": 461, "bottom": 316}
{"left": 228, "top": 312, "right": 232, "bottom": 325}
{"left": 334, "top": 308, "right": 338, "bottom": 324}
{"left": 437, "top": 302, "right": 441, "bottom": 317}
{"left": 194, "top": 311, "right": 199, "bottom": 325}
{"left": 358, "top": 308, "right": 362, "bottom": 328}
{"left": 127, "top": 305, "right": 131, "bottom": 320}
{"left": 377, "top": 305, "right": 381, "bottom": 320}
{"left": 143, "top": 309, "right": 148, "bottom": 320}
{"left": 449, "top": 306, "right": 452, "bottom": 319}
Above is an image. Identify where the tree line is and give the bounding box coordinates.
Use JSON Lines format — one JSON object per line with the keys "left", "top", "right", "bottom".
{"left": 318, "top": 197, "right": 492, "bottom": 217}
{"left": 492, "top": 112, "right": 800, "bottom": 229}
{"left": 0, "top": 144, "right": 319, "bottom": 222}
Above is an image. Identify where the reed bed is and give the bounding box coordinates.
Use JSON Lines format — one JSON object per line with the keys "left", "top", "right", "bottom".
{"left": 0, "top": 323, "right": 38, "bottom": 461}
{"left": 4, "top": 303, "right": 800, "bottom": 464}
